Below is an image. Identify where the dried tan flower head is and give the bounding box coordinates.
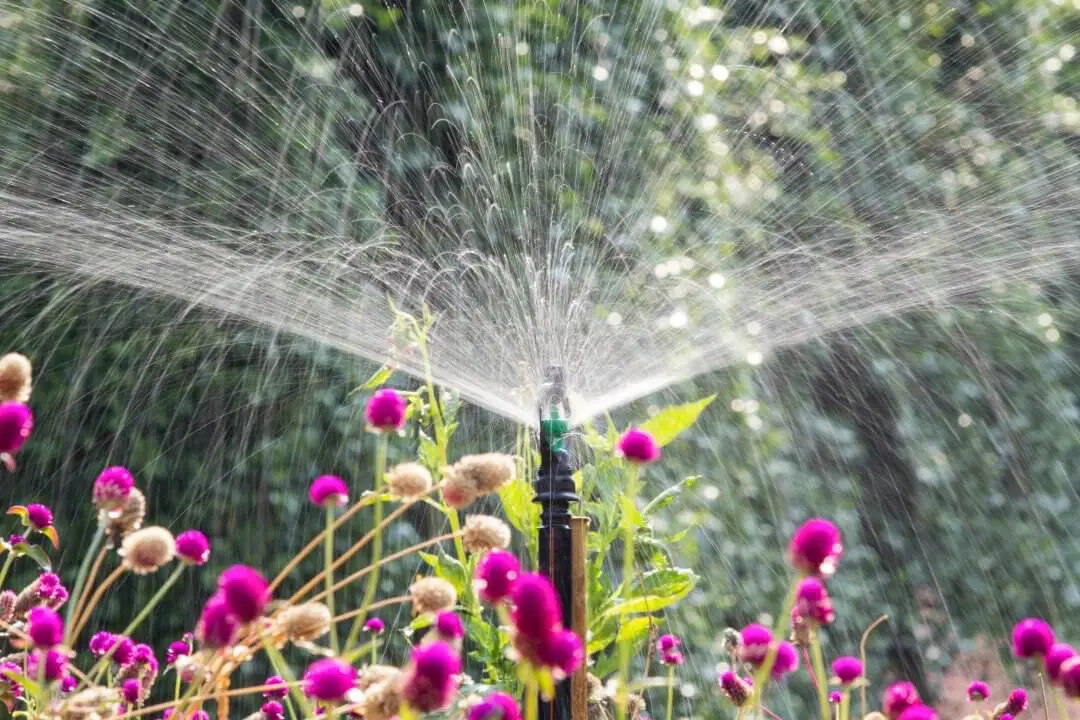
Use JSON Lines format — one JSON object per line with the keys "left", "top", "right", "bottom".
{"left": 355, "top": 673, "right": 402, "bottom": 720}
{"left": 107, "top": 488, "right": 146, "bottom": 541}
{"left": 120, "top": 526, "right": 176, "bottom": 574}
{"left": 863, "top": 714, "right": 888, "bottom": 720}
{"left": 409, "top": 577, "right": 457, "bottom": 616}
{"left": 462, "top": 515, "right": 512, "bottom": 554}
{"left": 387, "top": 462, "right": 433, "bottom": 499}
{"left": 357, "top": 665, "right": 402, "bottom": 692}
{"left": 0, "top": 590, "right": 14, "bottom": 623}
{"left": 58, "top": 687, "right": 121, "bottom": 720}
{"left": 0, "top": 354, "right": 31, "bottom": 403}
{"left": 439, "top": 470, "right": 479, "bottom": 510}
{"left": 452, "top": 453, "right": 516, "bottom": 494}
{"left": 279, "top": 602, "right": 332, "bottom": 644}
{"left": 627, "top": 693, "right": 647, "bottom": 720}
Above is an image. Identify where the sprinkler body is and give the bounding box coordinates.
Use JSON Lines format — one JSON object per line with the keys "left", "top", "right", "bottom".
{"left": 535, "top": 366, "right": 578, "bottom": 720}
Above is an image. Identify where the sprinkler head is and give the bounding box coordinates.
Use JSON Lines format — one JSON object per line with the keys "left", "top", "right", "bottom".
{"left": 538, "top": 366, "right": 571, "bottom": 453}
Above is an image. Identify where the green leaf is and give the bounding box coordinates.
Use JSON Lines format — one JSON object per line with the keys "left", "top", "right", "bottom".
{"left": 642, "top": 475, "right": 700, "bottom": 516}
{"left": 418, "top": 550, "right": 467, "bottom": 597}
{"left": 616, "top": 616, "right": 658, "bottom": 644}
{"left": 599, "top": 594, "right": 682, "bottom": 618}
{"left": 15, "top": 543, "right": 51, "bottom": 570}
{"left": 362, "top": 365, "right": 394, "bottom": 390}
{"left": 1, "top": 670, "right": 43, "bottom": 704}
{"left": 497, "top": 477, "right": 539, "bottom": 537}
{"left": 631, "top": 568, "right": 698, "bottom": 601}
{"left": 639, "top": 395, "right": 715, "bottom": 447}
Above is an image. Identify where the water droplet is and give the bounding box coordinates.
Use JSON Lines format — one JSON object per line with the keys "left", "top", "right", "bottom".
{"left": 747, "top": 351, "right": 764, "bottom": 365}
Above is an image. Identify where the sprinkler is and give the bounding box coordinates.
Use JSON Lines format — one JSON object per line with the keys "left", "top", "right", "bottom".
{"left": 535, "top": 366, "right": 580, "bottom": 720}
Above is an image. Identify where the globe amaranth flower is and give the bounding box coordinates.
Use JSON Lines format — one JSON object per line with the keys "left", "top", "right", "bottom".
{"left": 829, "top": 691, "right": 842, "bottom": 704}
{"left": 263, "top": 675, "right": 289, "bottom": 700}
{"left": 120, "top": 526, "right": 176, "bottom": 575}
{"left": 661, "top": 649, "right": 685, "bottom": 665}
{"left": 434, "top": 611, "right": 465, "bottom": 642}
{"left": 166, "top": 637, "right": 192, "bottom": 665}
{"left": 718, "top": 671, "right": 751, "bottom": 707}
{"left": 737, "top": 624, "right": 774, "bottom": 665}
{"left": 280, "top": 602, "right": 332, "bottom": 643}
{"left": 365, "top": 389, "right": 407, "bottom": 432}
{"left": 175, "top": 530, "right": 211, "bottom": 566}
{"left": 1003, "top": 688, "right": 1028, "bottom": 715}
{"left": 770, "top": 641, "right": 799, "bottom": 678}
{"left": 883, "top": 682, "right": 921, "bottom": 719}
{"left": 401, "top": 641, "right": 461, "bottom": 713}
{"left": 795, "top": 576, "right": 835, "bottom": 625}
{"left": 449, "top": 454, "right": 516, "bottom": 495}
{"left": 6, "top": 534, "right": 24, "bottom": 548}
{"left": 218, "top": 564, "right": 270, "bottom": 622}
{"left": 89, "top": 632, "right": 134, "bottom": 664}
{"left": 309, "top": 475, "right": 348, "bottom": 507}
{"left": 386, "top": 462, "right": 433, "bottom": 499}
{"left": 1062, "top": 656, "right": 1080, "bottom": 698}
{"left": 27, "top": 606, "right": 63, "bottom": 648}
{"left": 303, "top": 658, "right": 358, "bottom": 703}
{"left": 59, "top": 674, "right": 76, "bottom": 694}
{"left": 468, "top": 692, "right": 522, "bottom": 720}
{"left": 475, "top": 550, "right": 520, "bottom": 604}
{"left": 895, "top": 706, "right": 937, "bottom": 720}
{"left": 93, "top": 466, "right": 135, "bottom": 513}
{"left": 537, "top": 629, "right": 584, "bottom": 679}
{"left": 364, "top": 618, "right": 385, "bottom": 635}
{"left": 657, "top": 634, "right": 680, "bottom": 653}
{"left": 1047, "top": 643, "right": 1076, "bottom": 684}
{"left": 966, "top": 680, "right": 990, "bottom": 702}
{"left": 617, "top": 428, "right": 660, "bottom": 464}
{"left": 196, "top": 592, "right": 240, "bottom": 648}
{"left": 27, "top": 649, "right": 67, "bottom": 682}
{"left": 510, "top": 572, "right": 562, "bottom": 641}
{"left": 832, "top": 656, "right": 863, "bottom": 684}
{"left": 409, "top": 577, "right": 457, "bottom": 616}
{"left": 121, "top": 678, "right": 142, "bottom": 705}
{"left": 0, "top": 402, "right": 33, "bottom": 454}
{"left": 788, "top": 518, "right": 843, "bottom": 577}
{"left": 1012, "top": 618, "right": 1055, "bottom": 659}
{"left": 261, "top": 700, "right": 285, "bottom": 720}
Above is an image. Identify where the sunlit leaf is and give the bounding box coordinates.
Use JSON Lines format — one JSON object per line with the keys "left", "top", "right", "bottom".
{"left": 599, "top": 594, "right": 682, "bottom": 618}
{"left": 15, "top": 543, "right": 51, "bottom": 571}
{"left": 639, "top": 395, "right": 715, "bottom": 447}
{"left": 642, "top": 475, "right": 700, "bottom": 516}
{"left": 361, "top": 365, "right": 394, "bottom": 390}
{"left": 631, "top": 568, "right": 698, "bottom": 601}
{"left": 616, "top": 615, "right": 658, "bottom": 644}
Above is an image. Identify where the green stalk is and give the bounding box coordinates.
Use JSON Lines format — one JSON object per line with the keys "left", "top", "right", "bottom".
{"left": 344, "top": 433, "right": 388, "bottom": 652}
{"left": 261, "top": 635, "right": 314, "bottom": 719}
{"left": 525, "top": 677, "right": 539, "bottom": 720}
{"left": 65, "top": 524, "right": 106, "bottom": 640}
{"left": 810, "top": 632, "right": 831, "bottom": 720}
{"left": 371, "top": 635, "right": 378, "bottom": 665}
{"left": 616, "top": 463, "right": 641, "bottom": 720}
{"left": 665, "top": 665, "right": 675, "bottom": 720}
{"left": 324, "top": 504, "right": 339, "bottom": 654}
{"left": 840, "top": 691, "right": 851, "bottom": 720}
{"left": 0, "top": 553, "right": 14, "bottom": 590}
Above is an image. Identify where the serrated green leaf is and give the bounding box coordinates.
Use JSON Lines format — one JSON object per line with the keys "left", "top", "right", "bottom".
{"left": 639, "top": 395, "right": 715, "bottom": 447}
{"left": 418, "top": 550, "right": 467, "bottom": 597}
{"left": 631, "top": 568, "right": 698, "bottom": 601}
{"left": 362, "top": 365, "right": 394, "bottom": 390}
{"left": 599, "top": 594, "right": 682, "bottom": 618}
{"left": 497, "top": 477, "right": 539, "bottom": 537}
{"left": 15, "top": 543, "right": 51, "bottom": 570}
{"left": 642, "top": 476, "right": 700, "bottom": 516}
{"left": 616, "top": 615, "right": 658, "bottom": 644}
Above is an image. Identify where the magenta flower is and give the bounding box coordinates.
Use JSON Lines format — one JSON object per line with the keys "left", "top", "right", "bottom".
{"left": 883, "top": 682, "right": 921, "bottom": 719}
{"left": 25, "top": 504, "right": 52, "bottom": 530}
{"left": 365, "top": 389, "right": 407, "bottom": 432}
{"left": 1047, "top": 643, "right": 1076, "bottom": 683}
{"left": 1012, "top": 618, "right": 1055, "bottom": 658}
{"left": 1004, "top": 688, "right": 1028, "bottom": 714}
{"left": 190, "top": 711, "right": 209, "bottom": 720}
{"left": 196, "top": 592, "right": 240, "bottom": 648}
{"left": 788, "top": 518, "right": 843, "bottom": 577}
{"left": 218, "top": 564, "right": 270, "bottom": 622}
{"left": 966, "top": 680, "right": 990, "bottom": 701}
{"left": 121, "top": 678, "right": 142, "bottom": 705}
{"left": 7, "top": 534, "right": 24, "bottom": 547}
{"left": 617, "top": 427, "right": 660, "bottom": 464}
{"left": 468, "top": 692, "right": 522, "bottom": 720}
{"left": 60, "top": 674, "right": 76, "bottom": 693}
{"left": 309, "top": 475, "right": 349, "bottom": 507}
{"left": 27, "top": 649, "right": 66, "bottom": 682}
{"left": 718, "top": 671, "right": 751, "bottom": 707}
{"left": 998, "top": 715, "right": 1014, "bottom": 720}
{"left": 832, "top": 656, "right": 863, "bottom": 684}
{"left": 402, "top": 641, "right": 461, "bottom": 712}
{"left": 661, "top": 649, "right": 685, "bottom": 666}
{"left": 795, "top": 576, "right": 835, "bottom": 625}
{"left": 771, "top": 642, "right": 799, "bottom": 678}
{"left": 166, "top": 638, "right": 191, "bottom": 665}
{"left": 0, "top": 402, "right": 33, "bottom": 454}
{"left": 738, "top": 624, "right": 774, "bottom": 665}
{"left": 510, "top": 572, "right": 563, "bottom": 641}
{"left": 261, "top": 700, "right": 285, "bottom": 720}
{"left": 475, "top": 549, "right": 520, "bottom": 604}
{"left": 896, "top": 707, "right": 937, "bottom": 720}
{"left": 657, "top": 634, "right": 680, "bottom": 652}
{"left": 93, "top": 467, "right": 134, "bottom": 511}
{"left": 539, "top": 629, "right": 584, "bottom": 678}
{"left": 263, "top": 675, "right": 288, "bottom": 700}
{"left": 829, "top": 691, "right": 842, "bottom": 704}
{"left": 175, "top": 530, "right": 211, "bottom": 566}
{"left": 1061, "top": 656, "right": 1080, "bottom": 698}
{"left": 132, "top": 643, "right": 157, "bottom": 670}
{"left": 363, "top": 618, "right": 385, "bottom": 634}
{"left": 435, "top": 611, "right": 465, "bottom": 640}
{"left": 302, "top": 658, "right": 357, "bottom": 703}
{"left": 27, "top": 607, "right": 63, "bottom": 648}
{"left": 0, "top": 661, "right": 23, "bottom": 699}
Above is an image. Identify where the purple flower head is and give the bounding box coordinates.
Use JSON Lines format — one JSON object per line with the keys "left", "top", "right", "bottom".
{"left": 190, "top": 711, "right": 209, "bottom": 720}
{"left": 263, "top": 675, "right": 289, "bottom": 700}
{"left": 771, "top": 642, "right": 799, "bottom": 679}
{"left": 26, "top": 504, "right": 52, "bottom": 530}
{"left": 788, "top": 518, "right": 843, "bottom": 577}
{"left": 718, "top": 671, "right": 751, "bottom": 707}
{"left": 617, "top": 427, "right": 661, "bottom": 464}
{"left": 1004, "top": 688, "right": 1028, "bottom": 715}
{"left": 998, "top": 715, "right": 1014, "bottom": 720}
{"left": 309, "top": 475, "right": 349, "bottom": 508}
{"left": 795, "top": 576, "right": 836, "bottom": 625}
{"left": 1047, "top": 643, "right": 1076, "bottom": 684}
{"left": 966, "top": 680, "right": 990, "bottom": 702}
{"left": 402, "top": 641, "right": 461, "bottom": 712}
{"left": 112, "top": 636, "right": 135, "bottom": 665}
{"left": 661, "top": 650, "right": 685, "bottom": 666}
{"left": 475, "top": 550, "right": 520, "bottom": 604}
{"left": 883, "top": 682, "right": 921, "bottom": 719}
{"left": 896, "top": 707, "right": 937, "bottom": 720}
{"left": 302, "top": 658, "right": 357, "bottom": 703}
{"left": 365, "top": 389, "right": 407, "bottom": 432}
{"left": 218, "top": 564, "right": 270, "bottom": 622}
{"left": 0, "top": 402, "right": 33, "bottom": 454}
{"left": 175, "top": 530, "right": 211, "bottom": 566}
{"left": 0, "top": 661, "right": 23, "bottom": 698}
{"left": 1012, "top": 618, "right": 1055, "bottom": 659}
{"left": 435, "top": 611, "right": 465, "bottom": 640}
{"left": 261, "top": 700, "right": 285, "bottom": 720}
{"left": 510, "top": 572, "right": 563, "bottom": 641}
{"left": 27, "top": 607, "right": 63, "bottom": 648}
{"left": 60, "top": 674, "right": 76, "bottom": 693}
{"left": 27, "top": 649, "right": 66, "bottom": 682}
{"left": 196, "top": 592, "right": 240, "bottom": 648}
{"left": 538, "top": 629, "right": 584, "bottom": 678}
{"left": 132, "top": 643, "right": 157, "bottom": 669}
{"left": 7, "top": 534, "right": 24, "bottom": 547}
{"left": 738, "top": 624, "right": 774, "bottom": 665}
{"left": 657, "top": 634, "right": 680, "bottom": 653}
{"left": 122, "top": 678, "right": 142, "bottom": 705}
{"left": 832, "top": 656, "right": 863, "bottom": 684}
{"left": 166, "top": 638, "right": 192, "bottom": 665}
{"left": 364, "top": 617, "right": 385, "bottom": 635}
{"left": 93, "top": 467, "right": 135, "bottom": 511}
{"left": 468, "top": 692, "right": 522, "bottom": 720}
{"left": 829, "top": 692, "right": 842, "bottom": 704}
{"left": 1062, "top": 656, "right": 1080, "bottom": 698}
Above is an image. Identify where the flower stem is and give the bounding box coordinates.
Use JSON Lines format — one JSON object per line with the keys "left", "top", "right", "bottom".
{"left": 324, "top": 504, "right": 339, "bottom": 654}
{"left": 617, "top": 463, "right": 641, "bottom": 720}
{"left": 858, "top": 615, "right": 887, "bottom": 720}
{"left": 810, "top": 632, "right": 830, "bottom": 720}
{"left": 0, "top": 554, "right": 14, "bottom": 590}
{"left": 749, "top": 577, "right": 800, "bottom": 709}
{"left": 525, "top": 677, "right": 539, "bottom": 720}
{"left": 344, "top": 433, "right": 388, "bottom": 652}
{"left": 840, "top": 691, "right": 851, "bottom": 720}
{"left": 371, "top": 635, "right": 378, "bottom": 665}
{"left": 261, "top": 634, "right": 314, "bottom": 720}
{"left": 665, "top": 665, "right": 675, "bottom": 720}
{"left": 121, "top": 564, "right": 185, "bottom": 638}
{"left": 65, "top": 524, "right": 106, "bottom": 644}
{"left": 71, "top": 564, "right": 126, "bottom": 645}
